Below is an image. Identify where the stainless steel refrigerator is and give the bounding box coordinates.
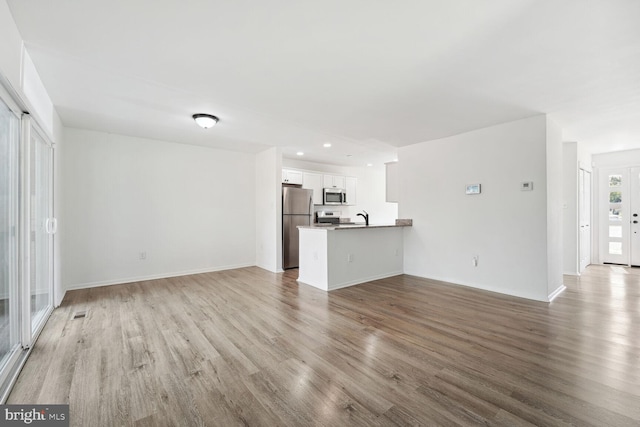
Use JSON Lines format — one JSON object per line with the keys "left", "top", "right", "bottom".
{"left": 282, "top": 186, "right": 313, "bottom": 269}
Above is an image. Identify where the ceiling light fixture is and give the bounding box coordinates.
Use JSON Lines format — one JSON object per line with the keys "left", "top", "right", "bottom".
{"left": 367, "top": 163, "right": 373, "bottom": 167}
{"left": 192, "top": 114, "right": 219, "bottom": 129}
{"left": 323, "top": 143, "right": 332, "bottom": 148}
{"left": 296, "top": 151, "right": 304, "bottom": 156}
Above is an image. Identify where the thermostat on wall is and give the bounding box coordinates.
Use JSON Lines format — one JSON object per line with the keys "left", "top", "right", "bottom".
{"left": 521, "top": 181, "right": 533, "bottom": 191}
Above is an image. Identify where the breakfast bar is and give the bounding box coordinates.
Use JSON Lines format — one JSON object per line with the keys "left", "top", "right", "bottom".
{"left": 297, "top": 223, "right": 411, "bottom": 291}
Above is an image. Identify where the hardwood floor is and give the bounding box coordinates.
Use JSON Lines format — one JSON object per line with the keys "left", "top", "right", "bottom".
{"left": 7, "top": 265, "right": 640, "bottom": 426}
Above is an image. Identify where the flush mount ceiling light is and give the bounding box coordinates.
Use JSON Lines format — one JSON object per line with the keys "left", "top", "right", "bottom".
{"left": 192, "top": 114, "right": 219, "bottom": 129}
{"left": 296, "top": 151, "right": 304, "bottom": 156}
{"left": 323, "top": 143, "right": 332, "bottom": 148}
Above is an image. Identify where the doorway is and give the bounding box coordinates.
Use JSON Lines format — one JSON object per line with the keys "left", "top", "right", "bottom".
{"left": 599, "top": 167, "right": 640, "bottom": 266}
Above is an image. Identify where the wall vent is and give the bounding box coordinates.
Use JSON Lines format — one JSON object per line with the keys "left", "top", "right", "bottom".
{"left": 73, "top": 311, "right": 87, "bottom": 319}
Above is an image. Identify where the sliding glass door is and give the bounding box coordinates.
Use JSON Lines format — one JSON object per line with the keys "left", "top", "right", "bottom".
{"left": 0, "top": 87, "right": 55, "bottom": 400}
{"left": 29, "top": 126, "right": 53, "bottom": 335}
{"left": 0, "top": 95, "right": 21, "bottom": 389}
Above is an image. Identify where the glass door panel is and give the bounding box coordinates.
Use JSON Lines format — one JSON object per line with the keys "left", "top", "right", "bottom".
{"left": 29, "top": 128, "right": 52, "bottom": 334}
{"left": 600, "top": 168, "right": 628, "bottom": 265}
{"left": 0, "top": 96, "right": 20, "bottom": 383}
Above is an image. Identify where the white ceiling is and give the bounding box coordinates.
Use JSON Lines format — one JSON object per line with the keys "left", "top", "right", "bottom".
{"left": 7, "top": 0, "right": 640, "bottom": 165}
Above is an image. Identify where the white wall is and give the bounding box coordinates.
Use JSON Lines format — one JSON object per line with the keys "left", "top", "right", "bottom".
{"left": 563, "top": 142, "right": 579, "bottom": 275}
{"left": 399, "top": 115, "right": 560, "bottom": 302}
{"left": 546, "top": 118, "right": 564, "bottom": 297}
{"left": 52, "top": 111, "right": 64, "bottom": 305}
{"left": 61, "top": 128, "right": 256, "bottom": 289}
{"left": 282, "top": 159, "right": 398, "bottom": 224}
{"left": 0, "top": 0, "right": 22, "bottom": 91}
{"left": 255, "top": 147, "right": 283, "bottom": 272}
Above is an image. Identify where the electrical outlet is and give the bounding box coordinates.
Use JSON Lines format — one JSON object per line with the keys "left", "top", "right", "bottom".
{"left": 394, "top": 248, "right": 400, "bottom": 256}
{"left": 347, "top": 253, "right": 354, "bottom": 263}
{"left": 313, "top": 251, "right": 318, "bottom": 260}
{"left": 139, "top": 252, "right": 147, "bottom": 260}
{"left": 472, "top": 255, "right": 478, "bottom": 267}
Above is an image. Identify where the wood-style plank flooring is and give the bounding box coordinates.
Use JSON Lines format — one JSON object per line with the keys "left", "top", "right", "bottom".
{"left": 7, "top": 265, "right": 640, "bottom": 426}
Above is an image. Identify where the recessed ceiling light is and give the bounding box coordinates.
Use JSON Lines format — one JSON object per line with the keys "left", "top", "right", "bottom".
{"left": 323, "top": 143, "right": 332, "bottom": 148}
{"left": 296, "top": 151, "right": 304, "bottom": 156}
{"left": 192, "top": 113, "right": 219, "bottom": 129}
{"left": 366, "top": 163, "right": 373, "bottom": 167}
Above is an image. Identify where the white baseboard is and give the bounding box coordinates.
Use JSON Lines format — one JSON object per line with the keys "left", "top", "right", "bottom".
{"left": 328, "top": 271, "right": 404, "bottom": 291}
{"left": 547, "top": 285, "right": 566, "bottom": 302}
{"left": 402, "top": 271, "right": 549, "bottom": 302}
{"left": 64, "top": 263, "right": 255, "bottom": 291}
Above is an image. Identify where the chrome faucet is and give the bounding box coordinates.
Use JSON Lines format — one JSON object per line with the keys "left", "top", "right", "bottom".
{"left": 357, "top": 210, "right": 369, "bottom": 226}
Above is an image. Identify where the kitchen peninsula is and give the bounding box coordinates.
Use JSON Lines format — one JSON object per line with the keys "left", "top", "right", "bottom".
{"left": 297, "top": 223, "right": 411, "bottom": 291}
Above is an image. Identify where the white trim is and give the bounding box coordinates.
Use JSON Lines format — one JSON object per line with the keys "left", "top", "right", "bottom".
{"left": 297, "top": 271, "right": 404, "bottom": 292}
{"left": 0, "top": 345, "right": 22, "bottom": 401}
{"left": 0, "top": 348, "right": 29, "bottom": 404}
{"left": 328, "top": 271, "right": 404, "bottom": 291}
{"left": 547, "top": 285, "right": 567, "bottom": 302}
{"left": 402, "top": 272, "right": 550, "bottom": 302}
{"left": 563, "top": 272, "right": 580, "bottom": 277}
{"left": 0, "top": 73, "right": 24, "bottom": 116}
{"left": 54, "top": 290, "right": 66, "bottom": 308}
{"left": 64, "top": 263, "right": 256, "bottom": 291}
{"left": 19, "top": 114, "right": 31, "bottom": 348}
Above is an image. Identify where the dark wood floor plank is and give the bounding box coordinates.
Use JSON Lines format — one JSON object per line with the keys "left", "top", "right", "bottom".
{"left": 6, "top": 264, "right": 640, "bottom": 426}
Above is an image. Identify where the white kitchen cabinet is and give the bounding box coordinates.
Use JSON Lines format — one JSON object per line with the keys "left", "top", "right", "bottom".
{"left": 302, "top": 172, "right": 324, "bottom": 205}
{"left": 282, "top": 169, "right": 303, "bottom": 185}
{"left": 385, "top": 162, "right": 399, "bottom": 202}
{"left": 344, "top": 176, "right": 357, "bottom": 205}
{"left": 323, "top": 174, "right": 346, "bottom": 189}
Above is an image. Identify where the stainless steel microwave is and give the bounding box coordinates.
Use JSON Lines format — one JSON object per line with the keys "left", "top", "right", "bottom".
{"left": 323, "top": 188, "right": 346, "bottom": 205}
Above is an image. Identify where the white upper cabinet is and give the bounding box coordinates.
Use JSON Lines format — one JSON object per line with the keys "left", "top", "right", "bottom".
{"left": 283, "top": 169, "right": 357, "bottom": 206}
{"left": 385, "top": 162, "right": 399, "bottom": 203}
{"left": 282, "top": 169, "right": 303, "bottom": 185}
{"left": 323, "top": 174, "right": 346, "bottom": 189}
{"left": 344, "top": 176, "right": 357, "bottom": 205}
{"left": 302, "top": 172, "right": 323, "bottom": 205}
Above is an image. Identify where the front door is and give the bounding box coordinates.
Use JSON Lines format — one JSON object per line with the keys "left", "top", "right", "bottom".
{"left": 599, "top": 167, "right": 640, "bottom": 266}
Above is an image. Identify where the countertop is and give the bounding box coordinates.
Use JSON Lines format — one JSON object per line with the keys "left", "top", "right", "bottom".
{"left": 298, "top": 223, "right": 410, "bottom": 230}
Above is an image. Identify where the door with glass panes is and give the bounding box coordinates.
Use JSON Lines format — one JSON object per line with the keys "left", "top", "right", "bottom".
{"left": 600, "top": 168, "right": 640, "bottom": 266}
{"left": 0, "top": 97, "right": 54, "bottom": 400}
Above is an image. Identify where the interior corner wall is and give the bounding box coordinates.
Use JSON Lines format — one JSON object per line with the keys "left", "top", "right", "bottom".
{"left": 52, "top": 112, "right": 64, "bottom": 306}
{"left": 545, "top": 118, "right": 564, "bottom": 297}
{"left": 256, "top": 147, "right": 283, "bottom": 272}
{"left": 399, "top": 115, "right": 551, "bottom": 301}
{"left": 563, "top": 142, "right": 579, "bottom": 275}
{"left": 61, "top": 128, "right": 256, "bottom": 289}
